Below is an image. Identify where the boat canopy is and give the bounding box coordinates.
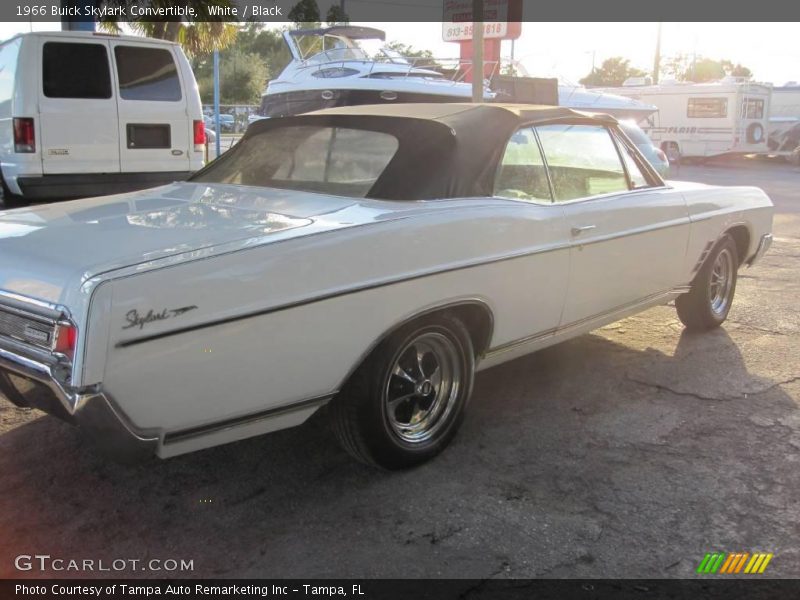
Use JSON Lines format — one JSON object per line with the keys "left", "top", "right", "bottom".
{"left": 288, "top": 26, "right": 386, "bottom": 41}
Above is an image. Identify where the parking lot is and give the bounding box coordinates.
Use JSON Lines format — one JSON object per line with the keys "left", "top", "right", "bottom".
{"left": 0, "top": 157, "right": 798, "bottom": 579}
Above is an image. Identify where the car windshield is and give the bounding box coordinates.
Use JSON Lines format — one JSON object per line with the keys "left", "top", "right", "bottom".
{"left": 192, "top": 125, "right": 400, "bottom": 198}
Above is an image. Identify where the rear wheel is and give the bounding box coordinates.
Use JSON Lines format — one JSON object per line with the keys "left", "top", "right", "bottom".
{"left": 676, "top": 235, "right": 739, "bottom": 331}
{"left": 330, "top": 313, "right": 475, "bottom": 469}
{"left": 0, "top": 175, "right": 26, "bottom": 209}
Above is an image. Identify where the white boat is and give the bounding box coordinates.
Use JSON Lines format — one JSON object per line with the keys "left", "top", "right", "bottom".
{"left": 258, "top": 26, "right": 658, "bottom": 121}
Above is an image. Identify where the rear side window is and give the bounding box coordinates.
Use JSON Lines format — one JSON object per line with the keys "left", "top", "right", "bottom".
{"left": 494, "top": 127, "right": 552, "bottom": 202}
{"left": 193, "top": 125, "right": 399, "bottom": 198}
{"left": 114, "top": 46, "right": 181, "bottom": 101}
{"left": 536, "top": 124, "right": 629, "bottom": 201}
{"left": 43, "top": 42, "right": 111, "bottom": 99}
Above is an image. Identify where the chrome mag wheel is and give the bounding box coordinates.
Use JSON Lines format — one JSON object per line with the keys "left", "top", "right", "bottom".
{"left": 384, "top": 332, "right": 462, "bottom": 444}
{"left": 709, "top": 247, "right": 734, "bottom": 316}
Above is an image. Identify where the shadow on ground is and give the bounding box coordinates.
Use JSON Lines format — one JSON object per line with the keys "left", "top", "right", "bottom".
{"left": 1, "top": 319, "right": 797, "bottom": 579}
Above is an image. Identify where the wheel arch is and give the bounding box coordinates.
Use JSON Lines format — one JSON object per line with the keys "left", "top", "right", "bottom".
{"left": 724, "top": 224, "right": 751, "bottom": 266}
{"left": 336, "top": 298, "right": 495, "bottom": 392}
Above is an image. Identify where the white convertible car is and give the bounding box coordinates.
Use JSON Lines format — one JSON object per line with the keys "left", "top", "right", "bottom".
{"left": 0, "top": 104, "right": 773, "bottom": 469}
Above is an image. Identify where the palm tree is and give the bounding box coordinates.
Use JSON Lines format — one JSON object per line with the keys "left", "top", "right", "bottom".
{"left": 97, "top": 0, "right": 238, "bottom": 55}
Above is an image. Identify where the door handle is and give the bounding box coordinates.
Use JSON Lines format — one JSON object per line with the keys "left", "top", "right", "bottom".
{"left": 571, "top": 225, "right": 597, "bottom": 236}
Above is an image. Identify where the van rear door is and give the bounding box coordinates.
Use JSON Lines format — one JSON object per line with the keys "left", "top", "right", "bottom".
{"left": 110, "top": 41, "right": 192, "bottom": 174}
{"left": 38, "top": 38, "right": 121, "bottom": 175}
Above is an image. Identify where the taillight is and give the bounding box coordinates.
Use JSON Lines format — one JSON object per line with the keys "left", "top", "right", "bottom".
{"left": 655, "top": 148, "right": 668, "bottom": 162}
{"left": 13, "top": 117, "right": 35, "bottom": 153}
{"left": 193, "top": 119, "right": 205, "bottom": 151}
{"left": 54, "top": 323, "right": 77, "bottom": 359}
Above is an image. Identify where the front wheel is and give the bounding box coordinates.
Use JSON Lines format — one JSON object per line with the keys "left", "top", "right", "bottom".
{"left": 676, "top": 234, "right": 739, "bottom": 331}
{"left": 330, "top": 313, "right": 475, "bottom": 469}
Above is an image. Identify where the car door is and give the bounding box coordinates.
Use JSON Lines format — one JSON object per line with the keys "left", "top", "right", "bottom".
{"left": 110, "top": 41, "right": 192, "bottom": 174}
{"left": 490, "top": 126, "right": 571, "bottom": 348}
{"left": 535, "top": 122, "right": 690, "bottom": 325}
{"left": 38, "top": 38, "right": 121, "bottom": 175}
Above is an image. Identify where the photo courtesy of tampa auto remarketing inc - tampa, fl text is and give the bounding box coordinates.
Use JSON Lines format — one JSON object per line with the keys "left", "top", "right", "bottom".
{"left": 0, "top": 0, "right": 798, "bottom": 598}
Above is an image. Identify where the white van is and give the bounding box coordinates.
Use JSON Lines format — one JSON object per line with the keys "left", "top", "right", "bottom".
{"left": 0, "top": 31, "right": 205, "bottom": 206}
{"left": 598, "top": 79, "right": 772, "bottom": 159}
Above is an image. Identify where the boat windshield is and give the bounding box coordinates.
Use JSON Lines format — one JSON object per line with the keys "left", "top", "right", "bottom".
{"left": 296, "top": 34, "right": 369, "bottom": 64}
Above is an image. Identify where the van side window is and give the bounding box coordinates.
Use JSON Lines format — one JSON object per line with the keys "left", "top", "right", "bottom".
{"left": 43, "top": 42, "right": 111, "bottom": 99}
{"left": 114, "top": 46, "right": 182, "bottom": 102}
{"left": 494, "top": 127, "right": 553, "bottom": 203}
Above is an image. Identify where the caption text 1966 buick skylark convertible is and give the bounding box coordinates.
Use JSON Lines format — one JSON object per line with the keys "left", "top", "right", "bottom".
{"left": 0, "top": 104, "right": 773, "bottom": 468}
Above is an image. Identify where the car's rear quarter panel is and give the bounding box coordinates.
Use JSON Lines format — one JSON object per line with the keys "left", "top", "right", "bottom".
{"left": 677, "top": 183, "right": 774, "bottom": 276}
{"left": 99, "top": 202, "right": 570, "bottom": 442}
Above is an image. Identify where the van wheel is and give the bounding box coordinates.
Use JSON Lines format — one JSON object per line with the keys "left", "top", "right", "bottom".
{"left": 329, "top": 313, "right": 475, "bottom": 469}
{"left": 0, "top": 177, "right": 26, "bottom": 209}
{"left": 791, "top": 147, "right": 800, "bottom": 167}
{"left": 662, "top": 142, "right": 681, "bottom": 166}
{"left": 676, "top": 235, "right": 739, "bottom": 331}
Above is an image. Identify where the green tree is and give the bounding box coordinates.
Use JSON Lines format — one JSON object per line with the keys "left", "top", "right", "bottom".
{"left": 663, "top": 55, "right": 753, "bottom": 82}
{"left": 579, "top": 57, "right": 646, "bottom": 87}
{"left": 97, "top": 0, "right": 238, "bottom": 55}
{"left": 288, "top": 0, "right": 320, "bottom": 27}
{"left": 232, "top": 22, "right": 292, "bottom": 79}
{"left": 383, "top": 41, "right": 438, "bottom": 68}
{"left": 325, "top": 4, "right": 349, "bottom": 25}
{"left": 195, "top": 49, "right": 267, "bottom": 104}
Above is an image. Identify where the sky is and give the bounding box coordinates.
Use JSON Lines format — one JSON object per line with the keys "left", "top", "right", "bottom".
{"left": 1, "top": 21, "right": 797, "bottom": 86}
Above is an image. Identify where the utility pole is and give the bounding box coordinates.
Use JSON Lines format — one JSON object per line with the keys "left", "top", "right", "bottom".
{"left": 213, "top": 49, "right": 221, "bottom": 158}
{"left": 653, "top": 23, "right": 662, "bottom": 84}
{"left": 471, "top": 0, "right": 484, "bottom": 103}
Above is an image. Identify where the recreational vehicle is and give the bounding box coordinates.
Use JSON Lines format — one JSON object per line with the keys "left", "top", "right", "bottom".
{"left": 600, "top": 80, "right": 772, "bottom": 159}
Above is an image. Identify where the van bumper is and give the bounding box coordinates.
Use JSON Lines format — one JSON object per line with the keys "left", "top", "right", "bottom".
{"left": 16, "top": 171, "right": 194, "bottom": 201}
{"left": 0, "top": 341, "right": 159, "bottom": 463}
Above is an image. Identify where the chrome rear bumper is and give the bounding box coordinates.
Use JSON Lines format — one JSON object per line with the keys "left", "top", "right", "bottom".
{"left": 747, "top": 233, "right": 773, "bottom": 267}
{"left": 0, "top": 341, "right": 158, "bottom": 463}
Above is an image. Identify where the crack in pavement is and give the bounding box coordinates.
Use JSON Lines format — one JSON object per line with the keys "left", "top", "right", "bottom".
{"left": 626, "top": 374, "right": 800, "bottom": 402}
{"left": 727, "top": 320, "right": 789, "bottom": 336}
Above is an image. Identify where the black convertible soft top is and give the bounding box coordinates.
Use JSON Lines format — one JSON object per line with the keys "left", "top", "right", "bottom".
{"left": 199, "top": 103, "right": 619, "bottom": 201}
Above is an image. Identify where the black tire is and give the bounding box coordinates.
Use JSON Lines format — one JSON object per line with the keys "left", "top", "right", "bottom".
{"left": 791, "top": 147, "right": 800, "bottom": 167}
{"left": 329, "top": 313, "right": 475, "bottom": 469}
{"left": 0, "top": 175, "right": 26, "bottom": 209}
{"left": 676, "top": 235, "right": 739, "bottom": 331}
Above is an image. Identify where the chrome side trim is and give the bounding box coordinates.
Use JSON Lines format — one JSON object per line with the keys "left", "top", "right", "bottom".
{"left": 485, "top": 286, "right": 689, "bottom": 359}
{"left": 115, "top": 251, "right": 545, "bottom": 348}
{"left": 162, "top": 394, "right": 333, "bottom": 446}
{"left": 570, "top": 217, "right": 690, "bottom": 249}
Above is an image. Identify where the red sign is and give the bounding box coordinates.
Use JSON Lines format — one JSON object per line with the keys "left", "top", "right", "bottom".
{"left": 442, "top": 0, "right": 522, "bottom": 41}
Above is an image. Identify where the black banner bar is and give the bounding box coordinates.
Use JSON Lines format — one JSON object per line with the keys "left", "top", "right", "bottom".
{"left": 2, "top": 0, "right": 800, "bottom": 23}
{"left": 3, "top": 579, "right": 800, "bottom": 600}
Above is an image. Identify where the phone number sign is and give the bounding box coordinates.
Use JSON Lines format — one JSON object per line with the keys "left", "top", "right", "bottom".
{"left": 442, "top": 0, "right": 522, "bottom": 41}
